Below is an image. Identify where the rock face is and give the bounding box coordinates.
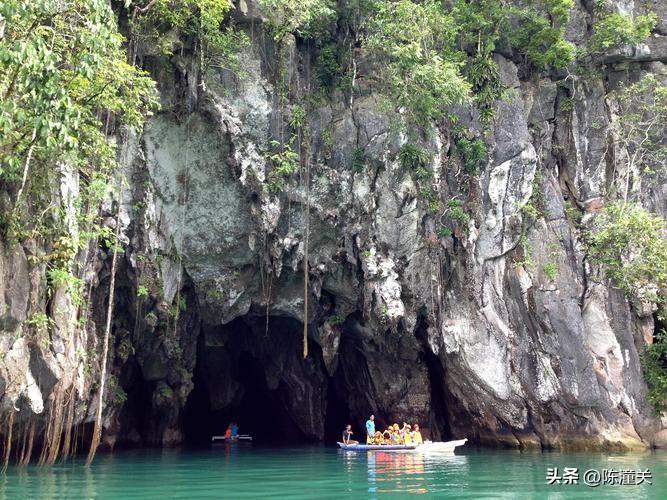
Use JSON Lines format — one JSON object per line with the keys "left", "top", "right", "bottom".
{"left": 1, "top": 0, "right": 666, "bottom": 453}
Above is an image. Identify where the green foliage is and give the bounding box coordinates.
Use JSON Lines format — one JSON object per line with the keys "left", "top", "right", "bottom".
{"left": 564, "top": 200, "right": 582, "bottom": 224}
{"left": 258, "top": 0, "right": 336, "bottom": 42}
{"left": 108, "top": 375, "right": 127, "bottom": 405}
{"left": 398, "top": 144, "right": 430, "bottom": 171}
{"left": 561, "top": 96, "right": 575, "bottom": 113}
{"left": 521, "top": 170, "right": 546, "bottom": 220}
{"left": 315, "top": 43, "right": 342, "bottom": 90}
{"left": 159, "top": 385, "right": 174, "bottom": 399}
{"left": 168, "top": 295, "right": 187, "bottom": 320}
{"left": 128, "top": 0, "right": 247, "bottom": 71}
{"left": 611, "top": 74, "right": 667, "bottom": 181}
{"left": 352, "top": 147, "right": 366, "bottom": 173}
{"left": 117, "top": 336, "right": 135, "bottom": 362}
{"left": 0, "top": 0, "right": 158, "bottom": 322}
{"left": 266, "top": 139, "right": 300, "bottom": 192}
{"left": 543, "top": 261, "right": 558, "bottom": 281}
{"left": 466, "top": 52, "right": 506, "bottom": 127}
{"left": 455, "top": 136, "right": 487, "bottom": 175}
{"left": 587, "top": 204, "right": 667, "bottom": 306}
{"left": 589, "top": 11, "right": 657, "bottom": 52}
{"left": 514, "top": 231, "right": 534, "bottom": 269}
{"left": 137, "top": 286, "right": 149, "bottom": 299}
{"left": 446, "top": 199, "right": 470, "bottom": 226}
{"left": 329, "top": 314, "right": 344, "bottom": 326}
{"left": 26, "top": 312, "right": 54, "bottom": 349}
{"left": 641, "top": 330, "right": 667, "bottom": 414}
{"left": 436, "top": 227, "right": 453, "bottom": 238}
{"left": 509, "top": 0, "right": 576, "bottom": 69}
{"left": 47, "top": 267, "right": 85, "bottom": 305}
{"left": 366, "top": 0, "right": 470, "bottom": 128}
{"left": 207, "top": 288, "right": 225, "bottom": 301}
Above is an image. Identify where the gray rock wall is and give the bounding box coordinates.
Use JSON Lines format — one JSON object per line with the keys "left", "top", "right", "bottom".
{"left": 1, "top": 0, "right": 666, "bottom": 452}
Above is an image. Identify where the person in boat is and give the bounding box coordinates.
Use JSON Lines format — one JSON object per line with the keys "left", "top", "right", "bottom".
{"left": 224, "top": 423, "right": 233, "bottom": 439}
{"left": 373, "top": 431, "right": 385, "bottom": 445}
{"left": 385, "top": 424, "right": 401, "bottom": 444}
{"left": 402, "top": 423, "right": 413, "bottom": 445}
{"left": 342, "top": 424, "right": 359, "bottom": 445}
{"left": 365, "top": 414, "right": 375, "bottom": 444}
{"left": 412, "top": 424, "right": 423, "bottom": 444}
{"left": 230, "top": 422, "right": 239, "bottom": 438}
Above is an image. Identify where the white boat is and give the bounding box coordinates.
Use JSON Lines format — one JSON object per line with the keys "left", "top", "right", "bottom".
{"left": 337, "top": 438, "right": 467, "bottom": 453}
{"left": 417, "top": 438, "right": 467, "bottom": 453}
{"left": 211, "top": 434, "right": 253, "bottom": 443}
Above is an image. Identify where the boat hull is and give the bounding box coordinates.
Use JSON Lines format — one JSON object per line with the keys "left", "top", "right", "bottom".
{"left": 212, "top": 435, "right": 253, "bottom": 443}
{"left": 337, "top": 438, "right": 467, "bottom": 453}
{"left": 337, "top": 443, "right": 417, "bottom": 451}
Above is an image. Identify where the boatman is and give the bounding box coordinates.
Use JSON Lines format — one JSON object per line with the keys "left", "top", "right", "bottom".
{"left": 365, "top": 414, "right": 375, "bottom": 444}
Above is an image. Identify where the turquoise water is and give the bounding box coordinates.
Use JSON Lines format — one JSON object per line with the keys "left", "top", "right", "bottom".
{"left": 1, "top": 446, "right": 665, "bottom": 498}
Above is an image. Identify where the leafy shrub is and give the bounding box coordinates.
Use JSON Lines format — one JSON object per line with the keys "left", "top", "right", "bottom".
{"left": 590, "top": 12, "right": 657, "bottom": 52}
{"left": 446, "top": 199, "right": 470, "bottom": 226}
{"left": 398, "top": 144, "right": 431, "bottom": 171}
{"left": 329, "top": 314, "right": 344, "bottom": 325}
{"left": 456, "top": 137, "right": 487, "bottom": 175}
{"left": 315, "top": 43, "right": 342, "bottom": 89}
{"left": 266, "top": 139, "right": 300, "bottom": 192}
{"left": 543, "top": 261, "right": 558, "bottom": 281}
{"left": 641, "top": 330, "right": 667, "bottom": 414}
{"left": 436, "top": 227, "right": 453, "bottom": 238}
{"left": 587, "top": 204, "right": 667, "bottom": 306}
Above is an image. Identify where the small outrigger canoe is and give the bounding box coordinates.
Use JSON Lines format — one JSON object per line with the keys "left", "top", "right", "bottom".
{"left": 211, "top": 434, "right": 253, "bottom": 443}
{"left": 337, "top": 438, "right": 467, "bottom": 453}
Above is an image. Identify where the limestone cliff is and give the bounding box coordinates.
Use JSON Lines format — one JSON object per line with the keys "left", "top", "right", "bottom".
{"left": 1, "top": 0, "right": 666, "bottom": 455}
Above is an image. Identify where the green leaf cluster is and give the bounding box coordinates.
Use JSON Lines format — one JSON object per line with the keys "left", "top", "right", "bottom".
{"left": 366, "top": 0, "right": 470, "bottom": 128}
{"left": 455, "top": 136, "right": 487, "bottom": 176}
{"left": 129, "top": 0, "right": 248, "bottom": 71}
{"left": 589, "top": 11, "right": 657, "bottom": 53}
{"left": 258, "top": 0, "right": 336, "bottom": 42}
{"left": 587, "top": 204, "right": 667, "bottom": 307}
{"left": 0, "top": 0, "right": 158, "bottom": 237}
{"left": 642, "top": 330, "right": 667, "bottom": 414}
{"left": 266, "top": 139, "right": 300, "bottom": 192}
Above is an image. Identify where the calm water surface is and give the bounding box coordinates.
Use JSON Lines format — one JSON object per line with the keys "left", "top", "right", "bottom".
{"left": 1, "top": 445, "right": 665, "bottom": 498}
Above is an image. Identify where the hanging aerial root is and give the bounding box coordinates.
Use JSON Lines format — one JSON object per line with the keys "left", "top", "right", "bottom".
{"left": 87, "top": 181, "right": 122, "bottom": 465}
{"left": 19, "top": 420, "right": 35, "bottom": 467}
{"left": 2, "top": 410, "right": 15, "bottom": 474}
{"left": 60, "top": 389, "right": 76, "bottom": 462}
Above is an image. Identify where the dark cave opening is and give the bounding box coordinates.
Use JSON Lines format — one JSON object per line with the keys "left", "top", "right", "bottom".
{"left": 415, "top": 315, "right": 452, "bottom": 441}
{"left": 182, "top": 316, "right": 322, "bottom": 446}
{"left": 323, "top": 377, "right": 352, "bottom": 445}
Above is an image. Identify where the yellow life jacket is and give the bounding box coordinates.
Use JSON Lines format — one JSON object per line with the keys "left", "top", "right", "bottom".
{"left": 404, "top": 432, "right": 413, "bottom": 445}
{"left": 412, "top": 431, "right": 423, "bottom": 444}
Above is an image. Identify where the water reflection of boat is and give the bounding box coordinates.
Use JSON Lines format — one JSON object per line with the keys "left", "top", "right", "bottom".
{"left": 338, "top": 438, "right": 467, "bottom": 453}
{"left": 365, "top": 447, "right": 470, "bottom": 494}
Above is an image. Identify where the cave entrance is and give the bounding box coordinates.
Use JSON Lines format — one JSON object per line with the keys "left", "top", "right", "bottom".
{"left": 183, "top": 315, "right": 326, "bottom": 446}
